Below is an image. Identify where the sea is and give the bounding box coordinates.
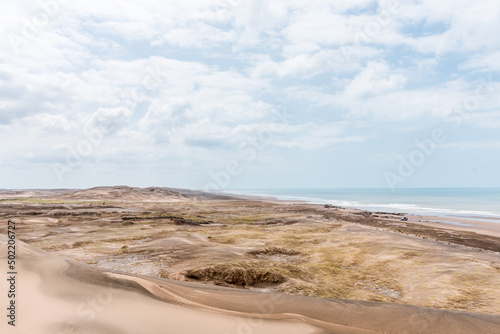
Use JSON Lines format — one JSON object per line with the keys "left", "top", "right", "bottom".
{"left": 224, "top": 188, "right": 500, "bottom": 223}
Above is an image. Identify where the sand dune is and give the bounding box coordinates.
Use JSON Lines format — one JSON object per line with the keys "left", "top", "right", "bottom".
{"left": 0, "top": 189, "right": 75, "bottom": 198}
{"left": 2, "top": 236, "right": 500, "bottom": 334}
{"left": 52, "top": 186, "right": 235, "bottom": 202}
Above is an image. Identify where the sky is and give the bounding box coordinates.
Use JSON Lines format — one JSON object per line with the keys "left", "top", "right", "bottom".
{"left": 0, "top": 0, "right": 499, "bottom": 190}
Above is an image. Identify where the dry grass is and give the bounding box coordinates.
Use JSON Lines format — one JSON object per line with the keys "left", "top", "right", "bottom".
{"left": 9, "top": 198, "right": 500, "bottom": 314}
{"left": 248, "top": 247, "right": 301, "bottom": 256}
{"left": 184, "top": 263, "right": 286, "bottom": 287}
{"left": 444, "top": 273, "right": 497, "bottom": 313}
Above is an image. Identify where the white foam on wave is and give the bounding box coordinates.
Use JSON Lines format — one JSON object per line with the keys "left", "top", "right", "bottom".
{"left": 223, "top": 190, "right": 500, "bottom": 219}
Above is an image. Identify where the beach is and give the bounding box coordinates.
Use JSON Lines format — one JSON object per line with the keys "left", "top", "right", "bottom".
{"left": 1, "top": 186, "right": 500, "bottom": 333}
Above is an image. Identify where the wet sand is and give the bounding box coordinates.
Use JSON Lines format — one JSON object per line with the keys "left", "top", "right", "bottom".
{"left": 406, "top": 215, "right": 500, "bottom": 238}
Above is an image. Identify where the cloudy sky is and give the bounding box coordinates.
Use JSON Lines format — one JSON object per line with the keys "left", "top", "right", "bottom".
{"left": 1, "top": 0, "right": 499, "bottom": 190}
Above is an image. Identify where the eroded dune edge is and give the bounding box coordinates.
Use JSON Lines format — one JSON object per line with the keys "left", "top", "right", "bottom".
{"left": 1, "top": 237, "right": 500, "bottom": 334}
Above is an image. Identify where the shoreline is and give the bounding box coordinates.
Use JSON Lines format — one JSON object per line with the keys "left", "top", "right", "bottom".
{"left": 220, "top": 190, "right": 500, "bottom": 239}
{"left": 405, "top": 215, "right": 500, "bottom": 239}
{"left": 220, "top": 188, "right": 500, "bottom": 217}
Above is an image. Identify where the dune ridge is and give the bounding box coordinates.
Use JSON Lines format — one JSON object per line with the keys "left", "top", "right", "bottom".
{"left": 2, "top": 236, "right": 500, "bottom": 334}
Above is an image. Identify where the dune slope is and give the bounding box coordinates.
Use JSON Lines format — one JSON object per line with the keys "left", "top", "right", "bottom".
{"left": 1, "top": 236, "right": 500, "bottom": 334}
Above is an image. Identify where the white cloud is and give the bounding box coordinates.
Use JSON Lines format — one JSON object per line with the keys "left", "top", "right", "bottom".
{"left": 394, "top": 0, "right": 500, "bottom": 54}
{"left": 272, "top": 122, "right": 368, "bottom": 149}
{"left": 232, "top": 0, "right": 289, "bottom": 47}
{"left": 250, "top": 48, "right": 377, "bottom": 78}
{"left": 88, "top": 107, "right": 134, "bottom": 135}
{"left": 336, "top": 78, "right": 481, "bottom": 120}
{"left": 25, "top": 113, "right": 76, "bottom": 132}
{"left": 343, "top": 61, "right": 406, "bottom": 99}
{"left": 461, "top": 52, "right": 500, "bottom": 73}
{"left": 1, "top": 0, "right": 500, "bottom": 188}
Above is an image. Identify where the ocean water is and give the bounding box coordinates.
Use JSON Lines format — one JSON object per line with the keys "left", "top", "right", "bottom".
{"left": 224, "top": 188, "right": 500, "bottom": 220}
